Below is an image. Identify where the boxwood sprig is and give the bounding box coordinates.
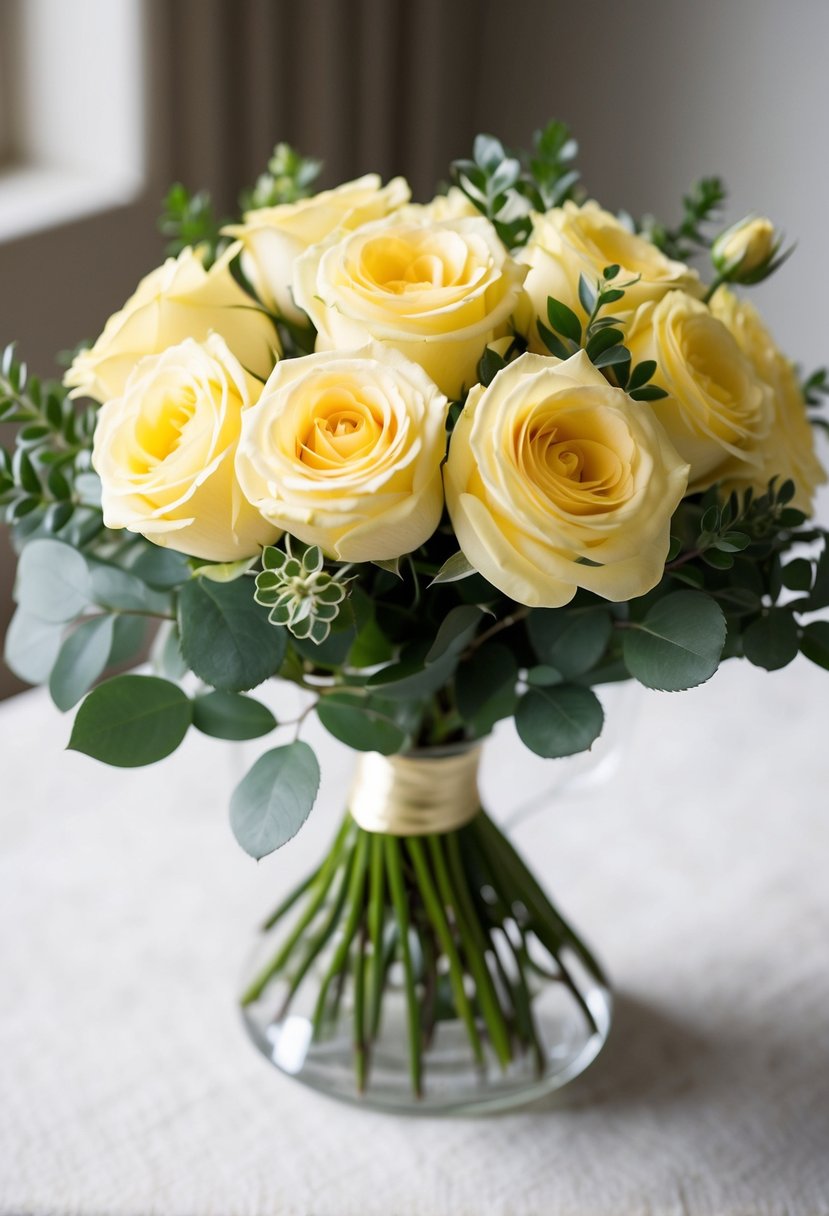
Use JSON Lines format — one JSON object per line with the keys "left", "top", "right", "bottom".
{"left": 536, "top": 268, "right": 668, "bottom": 400}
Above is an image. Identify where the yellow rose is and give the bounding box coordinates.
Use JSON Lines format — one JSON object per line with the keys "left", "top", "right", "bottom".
{"left": 235, "top": 345, "right": 449, "bottom": 562}
{"left": 92, "top": 335, "right": 279, "bottom": 561}
{"left": 517, "top": 200, "right": 700, "bottom": 350}
{"left": 224, "top": 174, "right": 410, "bottom": 324}
{"left": 626, "top": 291, "right": 773, "bottom": 492}
{"left": 712, "top": 216, "right": 777, "bottom": 275}
{"left": 293, "top": 214, "right": 527, "bottom": 399}
{"left": 444, "top": 350, "right": 689, "bottom": 608}
{"left": 711, "top": 289, "right": 826, "bottom": 512}
{"left": 397, "top": 187, "right": 479, "bottom": 223}
{"left": 65, "top": 245, "right": 279, "bottom": 404}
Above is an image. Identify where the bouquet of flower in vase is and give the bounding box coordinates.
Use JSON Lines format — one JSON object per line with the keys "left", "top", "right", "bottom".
{"left": 2, "top": 123, "right": 828, "bottom": 1114}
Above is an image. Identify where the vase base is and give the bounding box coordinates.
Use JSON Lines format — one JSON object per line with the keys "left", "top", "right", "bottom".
{"left": 242, "top": 964, "right": 612, "bottom": 1116}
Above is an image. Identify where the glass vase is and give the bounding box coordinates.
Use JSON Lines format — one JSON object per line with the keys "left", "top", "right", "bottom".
{"left": 239, "top": 742, "right": 611, "bottom": 1115}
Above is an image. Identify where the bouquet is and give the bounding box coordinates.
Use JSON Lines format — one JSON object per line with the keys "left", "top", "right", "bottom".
{"left": 2, "top": 123, "right": 827, "bottom": 1112}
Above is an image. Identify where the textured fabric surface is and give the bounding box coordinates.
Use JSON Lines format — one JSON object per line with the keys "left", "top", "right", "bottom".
{"left": 1, "top": 658, "right": 827, "bottom": 1216}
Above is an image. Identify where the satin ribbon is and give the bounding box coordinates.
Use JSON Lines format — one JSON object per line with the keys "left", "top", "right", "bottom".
{"left": 349, "top": 746, "right": 482, "bottom": 836}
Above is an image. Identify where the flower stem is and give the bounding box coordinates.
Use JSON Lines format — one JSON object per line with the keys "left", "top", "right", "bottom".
{"left": 384, "top": 835, "right": 422, "bottom": 1097}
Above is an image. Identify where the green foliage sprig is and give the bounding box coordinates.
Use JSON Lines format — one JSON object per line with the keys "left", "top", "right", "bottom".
{"left": 451, "top": 120, "right": 581, "bottom": 249}
{"left": 158, "top": 184, "right": 228, "bottom": 262}
{"left": 240, "top": 142, "right": 323, "bottom": 211}
{"left": 0, "top": 344, "right": 102, "bottom": 538}
{"left": 536, "top": 269, "right": 668, "bottom": 400}
{"left": 643, "top": 176, "right": 727, "bottom": 261}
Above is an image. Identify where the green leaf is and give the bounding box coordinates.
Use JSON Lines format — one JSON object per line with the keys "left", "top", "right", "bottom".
{"left": 177, "top": 576, "right": 286, "bottom": 691}
{"left": 108, "top": 614, "right": 149, "bottom": 666}
{"left": 536, "top": 321, "right": 571, "bottom": 360}
{"left": 515, "top": 684, "right": 604, "bottom": 758}
{"left": 229, "top": 742, "right": 320, "bottom": 859}
{"left": 68, "top": 675, "right": 192, "bottom": 767}
{"left": 781, "top": 558, "right": 813, "bottom": 592}
{"left": 367, "top": 646, "right": 459, "bottom": 701}
{"left": 193, "top": 690, "right": 277, "bottom": 740}
{"left": 805, "top": 545, "right": 829, "bottom": 610}
{"left": 430, "top": 551, "right": 476, "bottom": 585}
{"left": 546, "top": 297, "right": 582, "bottom": 344}
{"left": 15, "top": 540, "right": 92, "bottom": 623}
{"left": 629, "top": 384, "right": 669, "bottom": 402}
{"left": 800, "top": 620, "right": 829, "bottom": 671}
{"left": 317, "top": 690, "right": 410, "bottom": 754}
{"left": 627, "top": 360, "right": 658, "bottom": 391}
{"left": 3, "top": 606, "right": 64, "bottom": 684}
{"left": 585, "top": 327, "right": 624, "bottom": 360}
{"left": 129, "top": 546, "right": 190, "bottom": 590}
{"left": 527, "top": 608, "right": 612, "bottom": 679}
{"left": 578, "top": 274, "right": 596, "bottom": 315}
{"left": 742, "top": 609, "right": 799, "bottom": 671}
{"left": 89, "top": 563, "right": 172, "bottom": 615}
{"left": 425, "top": 605, "right": 482, "bottom": 664}
{"left": 49, "top": 614, "right": 115, "bottom": 711}
{"left": 593, "top": 344, "right": 631, "bottom": 369}
{"left": 455, "top": 643, "right": 519, "bottom": 736}
{"left": 623, "top": 591, "right": 726, "bottom": 691}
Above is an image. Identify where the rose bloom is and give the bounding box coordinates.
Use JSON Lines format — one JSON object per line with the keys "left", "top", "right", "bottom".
{"left": 65, "top": 245, "right": 279, "bottom": 404}
{"left": 224, "top": 174, "right": 410, "bottom": 324}
{"left": 517, "top": 200, "right": 700, "bottom": 349}
{"left": 626, "top": 291, "right": 773, "bottom": 492}
{"left": 444, "top": 350, "right": 689, "bottom": 608}
{"left": 92, "top": 335, "right": 279, "bottom": 561}
{"left": 235, "top": 345, "right": 449, "bottom": 563}
{"left": 712, "top": 216, "right": 777, "bottom": 275}
{"left": 711, "top": 289, "right": 826, "bottom": 512}
{"left": 293, "top": 213, "right": 526, "bottom": 399}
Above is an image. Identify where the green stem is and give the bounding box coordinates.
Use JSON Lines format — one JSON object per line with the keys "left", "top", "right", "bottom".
{"left": 275, "top": 845, "right": 357, "bottom": 1019}
{"left": 311, "top": 831, "right": 369, "bottom": 1038}
{"left": 241, "top": 820, "right": 355, "bottom": 1005}
{"left": 367, "top": 832, "right": 387, "bottom": 1039}
{"left": 384, "top": 835, "right": 422, "bottom": 1097}
{"left": 353, "top": 924, "right": 367, "bottom": 1092}
{"left": 406, "top": 837, "right": 484, "bottom": 1068}
{"left": 429, "top": 833, "right": 512, "bottom": 1069}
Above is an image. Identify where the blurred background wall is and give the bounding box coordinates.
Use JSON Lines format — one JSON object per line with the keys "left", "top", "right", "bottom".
{"left": 1, "top": 0, "right": 828, "bottom": 698}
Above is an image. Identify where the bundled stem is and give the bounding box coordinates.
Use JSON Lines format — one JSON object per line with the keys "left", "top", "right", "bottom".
{"left": 241, "top": 810, "right": 606, "bottom": 1097}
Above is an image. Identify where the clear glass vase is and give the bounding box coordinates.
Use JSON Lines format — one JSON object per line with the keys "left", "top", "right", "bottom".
{"left": 240, "top": 743, "right": 612, "bottom": 1115}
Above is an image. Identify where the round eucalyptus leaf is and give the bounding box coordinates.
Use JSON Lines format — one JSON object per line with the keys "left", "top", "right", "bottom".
{"left": 230, "top": 741, "right": 320, "bottom": 860}
{"left": 622, "top": 591, "right": 726, "bottom": 691}
{"left": 193, "top": 691, "right": 277, "bottom": 741}
{"left": 515, "top": 684, "right": 604, "bottom": 759}
{"left": 15, "top": 539, "right": 91, "bottom": 623}
{"left": 69, "top": 674, "right": 192, "bottom": 767}
{"left": 49, "top": 614, "right": 115, "bottom": 711}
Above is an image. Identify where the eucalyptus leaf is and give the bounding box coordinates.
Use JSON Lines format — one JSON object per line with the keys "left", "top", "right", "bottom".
{"left": 515, "top": 684, "right": 604, "bottom": 758}
{"left": 49, "top": 614, "right": 115, "bottom": 711}
{"left": 527, "top": 609, "right": 612, "bottom": 679}
{"left": 89, "top": 563, "right": 172, "bottom": 615}
{"left": 622, "top": 591, "right": 726, "bottom": 691}
{"left": 455, "top": 643, "right": 518, "bottom": 736}
{"left": 230, "top": 741, "right": 320, "bottom": 859}
{"left": 178, "top": 576, "right": 286, "bottom": 691}
{"left": 317, "top": 690, "right": 410, "bottom": 754}
{"left": 69, "top": 674, "right": 192, "bottom": 767}
{"left": 193, "top": 690, "right": 277, "bottom": 741}
{"left": 3, "top": 606, "right": 64, "bottom": 684}
{"left": 742, "top": 609, "right": 799, "bottom": 671}
{"left": 425, "top": 604, "right": 482, "bottom": 663}
{"left": 800, "top": 620, "right": 829, "bottom": 671}
{"left": 15, "top": 539, "right": 91, "bottom": 623}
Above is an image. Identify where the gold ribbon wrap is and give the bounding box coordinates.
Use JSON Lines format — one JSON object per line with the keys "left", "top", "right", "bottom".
{"left": 348, "top": 746, "right": 483, "bottom": 836}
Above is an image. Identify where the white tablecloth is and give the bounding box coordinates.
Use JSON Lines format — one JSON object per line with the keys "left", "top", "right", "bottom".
{"left": 1, "top": 657, "right": 828, "bottom": 1215}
